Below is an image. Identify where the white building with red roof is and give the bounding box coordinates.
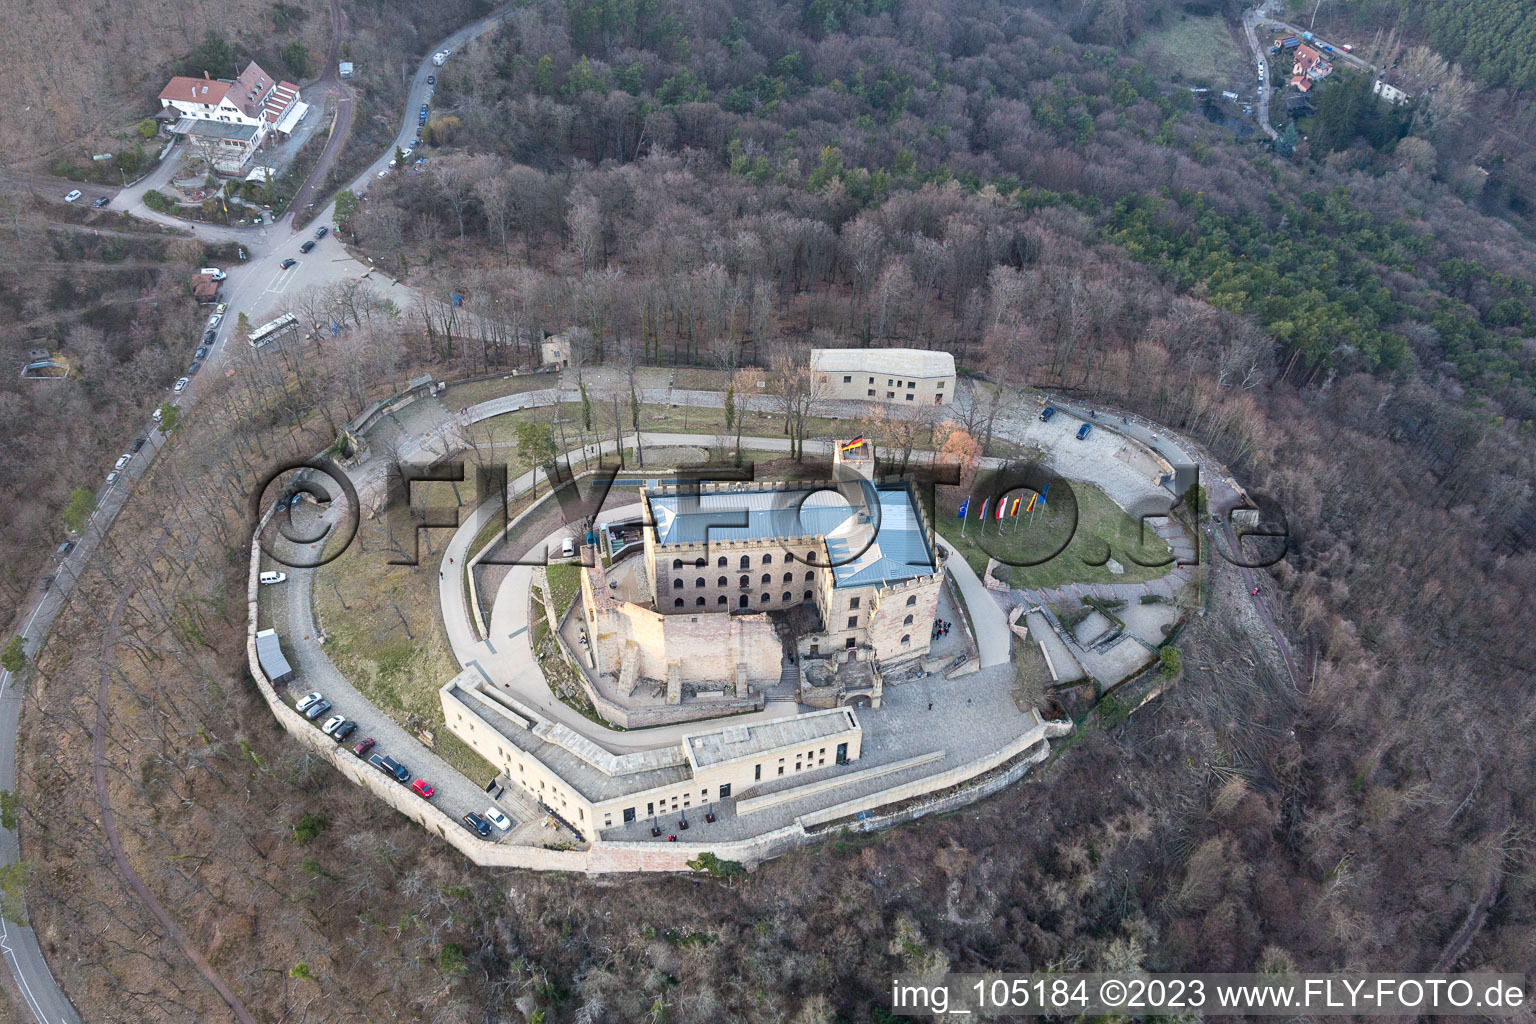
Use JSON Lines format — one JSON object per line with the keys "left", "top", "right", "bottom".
{"left": 158, "top": 61, "right": 308, "bottom": 174}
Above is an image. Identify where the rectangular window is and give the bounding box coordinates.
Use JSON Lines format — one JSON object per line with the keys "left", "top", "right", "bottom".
{"left": 847, "top": 616, "right": 858, "bottom": 628}
{"left": 887, "top": 379, "right": 893, "bottom": 386}
{"left": 908, "top": 380, "right": 915, "bottom": 388}
{"left": 647, "top": 801, "right": 654, "bottom": 816}
{"left": 623, "top": 807, "right": 636, "bottom": 823}
{"left": 843, "top": 375, "right": 852, "bottom": 383}
{"left": 754, "top": 764, "right": 761, "bottom": 780}
{"left": 937, "top": 380, "right": 945, "bottom": 388}
{"left": 867, "top": 389, "right": 876, "bottom": 397}
{"left": 868, "top": 376, "right": 874, "bottom": 383}
{"left": 850, "top": 597, "right": 860, "bottom": 609}
{"left": 604, "top": 815, "right": 612, "bottom": 827}
{"left": 906, "top": 393, "right": 915, "bottom": 401}
{"left": 887, "top": 392, "right": 895, "bottom": 399}
{"left": 778, "top": 766, "right": 784, "bottom": 775}
{"left": 720, "top": 783, "right": 732, "bottom": 798}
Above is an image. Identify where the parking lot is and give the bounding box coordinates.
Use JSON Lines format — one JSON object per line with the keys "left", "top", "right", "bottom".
{"left": 261, "top": 501, "right": 533, "bottom": 842}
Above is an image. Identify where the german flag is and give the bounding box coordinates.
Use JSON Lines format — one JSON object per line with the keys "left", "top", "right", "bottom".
{"left": 839, "top": 436, "right": 866, "bottom": 452}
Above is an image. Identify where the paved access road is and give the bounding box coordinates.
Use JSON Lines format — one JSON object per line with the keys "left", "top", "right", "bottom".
{"left": 0, "top": 9, "right": 519, "bottom": 1024}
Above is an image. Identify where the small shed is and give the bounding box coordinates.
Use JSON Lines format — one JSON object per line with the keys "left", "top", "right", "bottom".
{"left": 255, "top": 628, "right": 295, "bottom": 684}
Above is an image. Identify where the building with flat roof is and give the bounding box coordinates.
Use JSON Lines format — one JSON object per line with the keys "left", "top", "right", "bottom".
{"left": 441, "top": 675, "right": 862, "bottom": 839}
{"left": 811, "top": 347, "right": 955, "bottom": 406}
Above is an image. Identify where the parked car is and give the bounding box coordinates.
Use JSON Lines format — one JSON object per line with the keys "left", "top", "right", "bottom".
{"left": 299, "top": 240, "right": 316, "bottom": 254}
{"left": 314, "top": 226, "right": 329, "bottom": 239}
{"left": 281, "top": 258, "right": 298, "bottom": 269}
{"left": 321, "top": 714, "right": 347, "bottom": 736}
{"left": 1076, "top": 423, "right": 1092, "bottom": 440}
{"left": 407, "top": 139, "right": 420, "bottom": 150}
{"left": 152, "top": 407, "right": 163, "bottom": 422}
{"left": 56, "top": 540, "right": 75, "bottom": 559}
{"left": 304, "top": 699, "right": 332, "bottom": 721}
{"left": 207, "top": 313, "right": 223, "bottom": 329}
{"left": 411, "top": 779, "right": 435, "bottom": 799}
{"left": 259, "top": 571, "right": 288, "bottom": 585}
{"left": 353, "top": 737, "right": 375, "bottom": 758}
{"left": 195, "top": 346, "right": 209, "bottom": 360}
{"left": 426, "top": 74, "right": 436, "bottom": 85}
{"left": 433, "top": 50, "right": 450, "bottom": 66}
{"left": 215, "top": 302, "right": 227, "bottom": 313}
{"left": 376, "top": 169, "right": 389, "bottom": 179}
{"left": 92, "top": 196, "right": 110, "bottom": 208}
{"left": 105, "top": 471, "right": 118, "bottom": 485}
{"left": 114, "top": 454, "right": 131, "bottom": 470}
{"left": 484, "top": 808, "right": 512, "bottom": 832}
{"left": 131, "top": 436, "right": 146, "bottom": 452}
{"left": 1040, "top": 406, "right": 1056, "bottom": 422}
{"left": 379, "top": 756, "right": 410, "bottom": 783}
{"left": 295, "top": 691, "right": 324, "bottom": 712}
{"left": 39, "top": 575, "right": 55, "bottom": 592}
{"left": 173, "top": 377, "right": 189, "bottom": 393}
{"left": 461, "top": 812, "right": 491, "bottom": 837}
{"left": 64, "top": 190, "right": 82, "bottom": 203}
{"left": 333, "top": 721, "right": 357, "bottom": 742}
{"left": 186, "top": 361, "right": 201, "bottom": 376}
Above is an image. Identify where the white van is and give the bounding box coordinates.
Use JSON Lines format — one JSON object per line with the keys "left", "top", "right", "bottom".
{"left": 561, "top": 537, "right": 576, "bottom": 558}
{"left": 200, "top": 267, "right": 227, "bottom": 281}
{"left": 259, "top": 571, "right": 288, "bottom": 585}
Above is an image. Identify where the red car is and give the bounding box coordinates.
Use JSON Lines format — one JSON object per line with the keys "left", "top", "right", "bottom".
{"left": 352, "top": 737, "right": 375, "bottom": 758}
{"left": 411, "top": 779, "right": 435, "bottom": 799}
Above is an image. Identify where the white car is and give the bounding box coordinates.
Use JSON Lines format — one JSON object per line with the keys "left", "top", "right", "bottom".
{"left": 321, "top": 714, "right": 347, "bottom": 736}
{"left": 64, "top": 190, "right": 82, "bottom": 203}
{"left": 207, "top": 313, "right": 223, "bottom": 329}
{"left": 432, "top": 50, "right": 450, "bottom": 66}
{"left": 114, "top": 454, "right": 131, "bottom": 470}
{"left": 295, "top": 691, "right": 323, "bottom": 712}
{"left": 173, "top": 377, "right": 189, "bottom": 393}
{"left": 484, "top": 808, "right": 512, "bottom": 832}
{"left": 105, "top": 471, "right": 118, "bottom": 485}
{"left": 259, "top": 571, "right": 288, "bottom": 585}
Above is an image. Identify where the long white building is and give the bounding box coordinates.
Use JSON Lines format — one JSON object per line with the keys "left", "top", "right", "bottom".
{"left": 811, "top": 347, "right": 956, "bottom": 406}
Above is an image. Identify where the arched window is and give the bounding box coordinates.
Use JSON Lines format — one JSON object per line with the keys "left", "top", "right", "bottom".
{"left": 783, "top": 572, "right": 793, "bottom": 583}
{"left": 760, "top": 593, "right": 769, "bottom": 603}
{"left": 672, "top": 559, "right": 683, "bottom": 569}
{"left": 739, "top": 575, "right": 749, "bottom": 587}
{"left": 739, "top": 595, "right": 748, "bottom": 608}
{"left": 718, "top": 595, "right": 727, "bottom": 605}
{"left": 695, "top": 577, "right": 705, "bottom": 588}
{"left": 761, "top": 573, "right": 771, "bottom": 584}
{"left": 903, "top": 614, "right": 914, "bottom": 625}
{"left": 740, "top": 555, "right": 750, "bottom": 569}
{"left": 675, "top": 598, "right": 684, "bottom": 608}
{"left": 900, "top": 634, "right": 911, "bottom": 645}
{"left": 807, "top": 551, "right": 817, "bottom": 563}
{"left": 717, "top": 576, "right": 727, "bottom": 587}
{"left": 805, "top": 571, "right": 815, "bottom": 582}
{"left": 695, "top": 557, "right": 706, "bottom": 568}
{"left": 762, "top": 553, "right": 772, "bottom": 565}
{"left": 804, "top": 590, "right": 813, "bottom": 601}
{"left": 782, "top": 592, "right": 792, "bottom": 602}
{"left": 696, "top": 596, "right": 706, "bottom": 606}
{"left": 906, "top": 595, "right": 917, "bottom": 606}
{"left": 785, "top": 552, "right": 796, "bottom": 563}
{"left": 673, "top": 578, "right": 683, "bottom": 590}
{"left": 717, "top": 555, "right": 727, "bottom": 567}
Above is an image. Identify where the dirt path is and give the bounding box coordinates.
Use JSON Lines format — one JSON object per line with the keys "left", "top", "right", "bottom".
{"left": 1219, "top": 519, "right": 1307, "bottom": 691}
{"left": 92, "top": 532, "right": 258, "bottom": 1024}
{"left": 287, "top": 0, "right": 354, "bottom": 230}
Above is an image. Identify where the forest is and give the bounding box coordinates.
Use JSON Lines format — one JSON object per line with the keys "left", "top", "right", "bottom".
{"left": 2, "top": 0, "right": 1534, "bottom": 1020}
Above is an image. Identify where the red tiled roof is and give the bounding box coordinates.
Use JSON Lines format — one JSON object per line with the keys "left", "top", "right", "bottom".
{"left": 262, "top": 81, "right": 301, "bottom": 123}
{"left": 160, "top": 77, "right": 230, "bottom": 106}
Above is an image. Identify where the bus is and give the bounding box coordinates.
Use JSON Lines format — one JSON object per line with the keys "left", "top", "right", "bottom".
{"left": 248, "top": 312, "right": 299, "bottom": 348}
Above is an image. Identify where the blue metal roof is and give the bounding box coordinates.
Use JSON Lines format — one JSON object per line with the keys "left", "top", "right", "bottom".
{"left": 647, "top": 484, "right": 934, "bottom": 589}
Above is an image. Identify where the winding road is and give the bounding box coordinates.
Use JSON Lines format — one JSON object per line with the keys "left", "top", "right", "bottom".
{"left": 0, "top": 8, "right": 518, "bottom": 1023}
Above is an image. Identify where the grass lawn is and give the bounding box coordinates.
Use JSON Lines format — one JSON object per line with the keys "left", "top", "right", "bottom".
{"left": 672, "top": 367, "right": 732, "bottom": 391}
{"left": 935, "top": 480, "right": 1174, "bottom": 591}
{"left": 545, "top": 563, "right": 582, "bottom": 614}
{"left": 439, "top": 372, "right": 558, "bottom": 413}
{"left": 313, "top": 492, "right": 497, "bottom": 783}
{"left": 473, "top": 402, "right": 855, "bottom": 454}
{"left": 1132, "top": 12, "right": 1245, "bottom": 85}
